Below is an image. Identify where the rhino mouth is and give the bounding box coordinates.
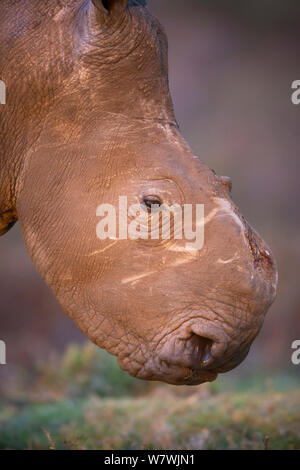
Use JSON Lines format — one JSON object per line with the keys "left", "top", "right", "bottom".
{"left": 128, "top": 326, "right": 253, "bottom": 386}
{"left": 155, "top": 359, "right": 218, "bottom": 386}
{"left": 120, "top": 336, "right": 218, "bottom": 386}
{"left": 130, "top": 354, "right": 218, "bottom": 386}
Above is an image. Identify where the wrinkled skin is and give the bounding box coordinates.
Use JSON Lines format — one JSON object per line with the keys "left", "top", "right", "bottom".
{"left": 0, "top": 0, "right": 277, "bottom": 385}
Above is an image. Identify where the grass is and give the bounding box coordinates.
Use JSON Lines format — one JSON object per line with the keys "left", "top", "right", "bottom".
{"left": 0, "top": 343, "right": 299, "bottom": 450}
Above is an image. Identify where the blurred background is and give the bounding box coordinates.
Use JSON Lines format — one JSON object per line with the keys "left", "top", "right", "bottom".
{"left": 0, "top": 0, "right": 299, "bottom": 392}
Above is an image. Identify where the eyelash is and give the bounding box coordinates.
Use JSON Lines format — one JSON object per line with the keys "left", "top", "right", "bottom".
{"left": 142, "top": 196, "right": 162, "bottom": 209}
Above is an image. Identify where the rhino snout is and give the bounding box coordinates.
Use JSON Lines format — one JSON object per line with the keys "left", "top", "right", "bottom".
{"left": 156, "top": 320, "right": 261, "bottom": 385}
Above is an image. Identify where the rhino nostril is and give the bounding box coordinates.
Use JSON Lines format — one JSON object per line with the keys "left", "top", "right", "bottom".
{"left": 190, "top": 324, "right": 228, "bottom": 360}
{"left": 160, "top": 326, "right": 229, "bottom": 372}
{"left": 186, "top": 333, "right": 216, "bottom": 368}
{"left": 201, "top": 346, "right": 214, "bottom": 368}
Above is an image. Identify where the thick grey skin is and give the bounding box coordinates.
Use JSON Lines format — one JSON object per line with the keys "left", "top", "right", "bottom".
{"left": 0, "top": 0, "right": 277, "bottom": 385}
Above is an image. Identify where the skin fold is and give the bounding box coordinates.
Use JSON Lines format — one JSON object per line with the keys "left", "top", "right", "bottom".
{"left": 0, "top": 0, "right": 278, "bottom": 385}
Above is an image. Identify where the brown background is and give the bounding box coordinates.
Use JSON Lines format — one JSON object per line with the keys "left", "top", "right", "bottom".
{"left": 1, "top": 0, "right": 299, "bottom": 385}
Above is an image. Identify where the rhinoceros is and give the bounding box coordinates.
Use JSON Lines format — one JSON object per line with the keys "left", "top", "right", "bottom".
{"left": 0, "top": 0, "right": 277, "bottom": 385}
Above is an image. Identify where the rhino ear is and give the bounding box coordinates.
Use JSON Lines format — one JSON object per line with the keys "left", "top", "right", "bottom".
{"left": 92, "top": 0, "right": 129, "bottom": 15}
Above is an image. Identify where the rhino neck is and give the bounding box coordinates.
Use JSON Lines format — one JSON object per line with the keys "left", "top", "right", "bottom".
{"left": 0, "top": 0, "right": 76, "bottom": 235}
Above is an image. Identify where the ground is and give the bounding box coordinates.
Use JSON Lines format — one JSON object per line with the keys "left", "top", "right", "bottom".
{"left": 0, "top": 343, "right": 299, "bottom": 450}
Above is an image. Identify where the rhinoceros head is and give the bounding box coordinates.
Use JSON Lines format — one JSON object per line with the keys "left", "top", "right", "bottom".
{"left": 13, "top": 0, "right": 277, "bottom": 385}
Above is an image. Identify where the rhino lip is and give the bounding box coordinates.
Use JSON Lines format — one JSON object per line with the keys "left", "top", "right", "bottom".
{"left": 154, "top": 333, "right": 220, "bottom": 385}
{"left": 183, "top": 368, "right": 218, "bottom": 386}
{"left": 212, "top": 342, "right": 252, "bottom": 373}
{"left": 157, "top": 358, "right": 218, "bottom": 386}
{"left": 156, "top": 338, "right": 250, "bottom": 385}
{"left": 155, "top": 322, "right": 252, "bottom": 383}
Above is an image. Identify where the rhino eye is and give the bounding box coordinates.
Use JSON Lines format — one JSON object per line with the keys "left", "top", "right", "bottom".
{"left": 142, "top": 195, "right": 162, "bottom": 210}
